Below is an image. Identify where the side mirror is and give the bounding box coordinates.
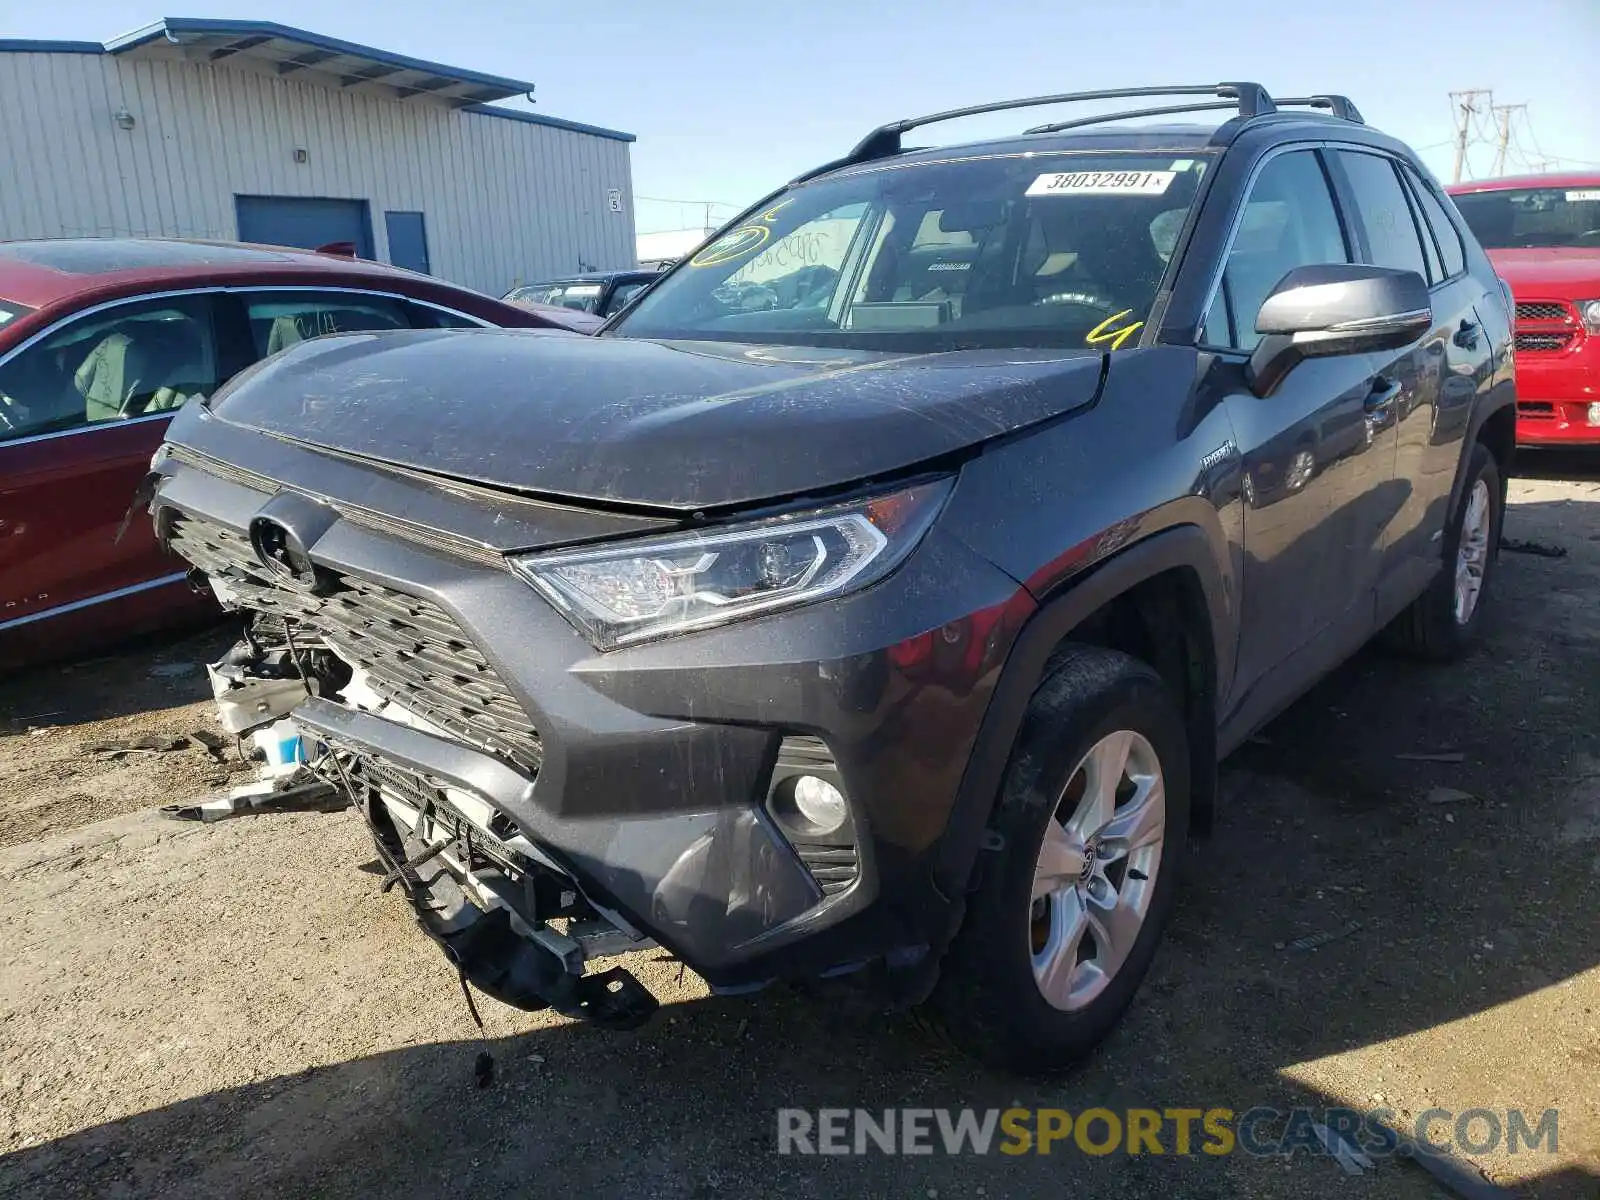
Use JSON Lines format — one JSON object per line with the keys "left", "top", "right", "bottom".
{"left": 1246, "top": 264, "right": 1431, "bottom": 397}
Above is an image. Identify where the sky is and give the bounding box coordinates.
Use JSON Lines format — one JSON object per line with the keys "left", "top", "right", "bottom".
{"left": 6, "top": 0, "right": 1598, "bottom": 235}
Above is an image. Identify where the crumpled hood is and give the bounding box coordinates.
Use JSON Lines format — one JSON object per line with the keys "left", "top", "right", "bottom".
{"left": 1484, "top": 247, "right": 1600, "bottom": 296}
{"left": 204, "top": 328, "right": 1105, "bottom": 510}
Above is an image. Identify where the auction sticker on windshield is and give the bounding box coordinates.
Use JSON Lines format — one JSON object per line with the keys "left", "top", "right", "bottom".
{"left": 1566, "top": 190, "right": 1600, "bottom": 202}
{"left": 1027, "top": 170, "right": 1175, "bottom": 197}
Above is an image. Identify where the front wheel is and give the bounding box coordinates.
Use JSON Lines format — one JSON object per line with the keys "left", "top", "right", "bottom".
{"left": 921, "top": 645, "right": 1191, "bottom": 1074}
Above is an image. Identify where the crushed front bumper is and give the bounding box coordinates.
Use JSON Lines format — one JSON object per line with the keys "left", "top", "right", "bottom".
{"left": 151, "top": 450, "right": 1029, "bottom": 1002}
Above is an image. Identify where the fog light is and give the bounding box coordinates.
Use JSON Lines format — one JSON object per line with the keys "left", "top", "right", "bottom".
{"left": 792, "top": 776, "right": 848, "bottom": 834}
{"left": 1587, "top": 402, "right": 1600, "bottom": 427}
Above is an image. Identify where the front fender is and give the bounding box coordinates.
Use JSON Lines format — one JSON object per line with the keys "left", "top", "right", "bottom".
{"left": 929, "top": 522, "right": 1232, "bottom": 906}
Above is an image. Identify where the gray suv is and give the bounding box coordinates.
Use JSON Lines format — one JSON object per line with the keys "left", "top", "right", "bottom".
{"left": 147, "top": 83, "right": 1515, "bottom": 1073}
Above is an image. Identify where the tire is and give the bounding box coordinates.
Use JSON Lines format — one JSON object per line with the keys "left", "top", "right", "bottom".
{"left": 921, "top": 645, "right": 1191, "bottom": 1074}
{"left": 1383, "top": 441, "right": 1503, "bottom": 660}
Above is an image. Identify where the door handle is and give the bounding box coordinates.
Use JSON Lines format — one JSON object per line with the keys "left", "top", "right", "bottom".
{"left": 1453, "top": 319, "right": 1480, "bottom": 350}
{"left": 1364, "top": 377, "right": 1403, "bottom": 412}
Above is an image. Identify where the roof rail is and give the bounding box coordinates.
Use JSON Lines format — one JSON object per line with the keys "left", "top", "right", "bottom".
{"left": 1276, "top": 95, "right": 1365, "bottom": 123}
{"left": 1023, "top": 92, "right": 1365, "bottom": 138}
{"left": 843, "top": 83, "right": 1276, "bottom": 165}
{"left": 1023, "top": 100, "right": 1242, "bottom": 136}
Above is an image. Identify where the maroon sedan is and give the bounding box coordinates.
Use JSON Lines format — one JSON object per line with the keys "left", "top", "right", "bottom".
{"left": 0, "top": 238, "right": 581, "bottom": 670}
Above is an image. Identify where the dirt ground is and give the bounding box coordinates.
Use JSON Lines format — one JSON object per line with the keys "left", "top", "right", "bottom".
{"left": 2, "top": 457, "right": 1598, "bottom": 1199}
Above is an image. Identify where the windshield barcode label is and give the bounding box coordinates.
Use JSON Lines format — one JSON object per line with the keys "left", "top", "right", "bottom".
{"left": 1027, "top": 170, "right": 1176, "bottom": 197}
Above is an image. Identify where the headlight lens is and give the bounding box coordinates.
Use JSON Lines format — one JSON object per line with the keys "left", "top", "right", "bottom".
{"left": 1580, "top": 299, "right": 1600, "bottom": 332}
{"left": 512, "top": 479, "right": 951, "bottom": 650}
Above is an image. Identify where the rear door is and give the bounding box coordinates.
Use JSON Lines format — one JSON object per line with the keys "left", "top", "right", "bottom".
{"left": 0, "top": 293, "right": 223, "bottom": 632}
{"left": 1391, "top": 160, "right": 1492, "bottom": 596}
{"left": 1327, "top": 150, "right": 1487, "bottom": 615}
{"left": 1201, "top": 147, "right": 1401, "bottom": 701}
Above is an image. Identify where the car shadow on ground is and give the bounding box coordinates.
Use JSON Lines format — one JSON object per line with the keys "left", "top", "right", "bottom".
{"left": 0, "top": 619, "right": 237, "bottom": 731}
{"left": 1511, "top": 447, "right": 1600, "bottom": 484}
{"left": 2, "top": 498, "right": 1596, "bottom": 1198}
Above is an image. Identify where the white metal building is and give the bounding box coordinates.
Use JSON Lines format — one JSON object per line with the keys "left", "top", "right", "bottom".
{"left": 0, "top": 18, "right": 638, "bottom": 296}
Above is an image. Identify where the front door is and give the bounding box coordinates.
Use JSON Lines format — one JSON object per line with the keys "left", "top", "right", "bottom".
{"left": 0, "top": 294, "right": 222, "bottom": 649}
{"left": 1200, "top": 148, "right": 1401, "bottom": 702}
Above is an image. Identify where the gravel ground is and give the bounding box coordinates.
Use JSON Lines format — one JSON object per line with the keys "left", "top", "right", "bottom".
{"left": 1, "top": 462, "right": 1597, "bottom": 1199}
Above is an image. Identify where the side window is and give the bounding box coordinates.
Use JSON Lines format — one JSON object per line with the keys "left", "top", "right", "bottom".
{"left": 405, "top": 301, "right": 483, "bottom": 329}
{"left": 1204, "top": 150, "right": 1351, "bottom": 350}
{"left": 242, "top": 292, "right": 412, "bottom": 358}
{"left": 1334, "top": 152, "right": 1431, "bottom": 279}
{"left": 550, "top": 282, "right": 605, "bottom": 313}
{"left": 510, "top": 285, "right": 559, "bottom": 306}
{"left": 1402, "top": 166, "right": 1467, "bottom": 279}
{"left": 601, "top": 282, "right": 646, "bottom": 316}
{"left": 1202, "top": 293, "right": 1233, "bottom": 347}
{"left": 0, "top": 295, "right": 219, "bottom": 442}
{"left": 1409, "top": 185, "right": 1446, "bottom": 284}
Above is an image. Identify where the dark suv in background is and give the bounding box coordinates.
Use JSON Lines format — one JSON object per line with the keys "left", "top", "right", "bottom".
{"left": 501, "top": 269, "right": 663, "bottom": 320}
{"left": 148, "top": 83, "right": 1514, "bottom": 1072}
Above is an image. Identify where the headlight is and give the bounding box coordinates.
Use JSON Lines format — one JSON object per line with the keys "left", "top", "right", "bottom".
{"left": 512, "top": 479, "right": 951, "bottom": 650}
{"left": 1581, "top": 299, "right": 1600, "bottom": 333}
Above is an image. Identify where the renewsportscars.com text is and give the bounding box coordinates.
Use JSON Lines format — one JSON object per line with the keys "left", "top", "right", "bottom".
{"left": 775, "top": 1106, "right": 1559, "bottom": 1158}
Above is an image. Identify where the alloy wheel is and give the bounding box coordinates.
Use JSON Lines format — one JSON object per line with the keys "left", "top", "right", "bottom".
{"left": 1029, "top": 729, "right": 1166, "bottom": 1012}
{"left": 1454, "top": 478, "right": 1491, "bottom": 626}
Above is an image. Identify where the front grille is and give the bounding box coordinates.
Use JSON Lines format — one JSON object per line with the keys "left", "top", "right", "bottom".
{"left": 1515, "top": 332, "right": 1575, "bottom": 353}
{"left": 167, "top": 514, "right": 542, "bottom": 776}
{"left": 338, "top": 747, "right": 524, "bottom": 871}
{"left": 1515, "top": 301, "right": 1572, "bottom": 322}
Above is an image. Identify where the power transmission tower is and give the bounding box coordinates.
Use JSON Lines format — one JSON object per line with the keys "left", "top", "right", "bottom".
{"left": 1449, "top": 89, "right": 1494, "bottom": 183}
{"left": 1491, "top": 103, "right": 1527, "bottom": 177}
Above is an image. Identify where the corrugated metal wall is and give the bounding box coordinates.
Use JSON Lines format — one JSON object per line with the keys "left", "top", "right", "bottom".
{"left": 0, "top": 50, "right": 637, "bottom": 295}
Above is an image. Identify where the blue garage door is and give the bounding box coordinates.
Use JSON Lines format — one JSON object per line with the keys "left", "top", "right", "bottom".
{"left": 384, "top": 211, "right": 430, "bottom": 274}
{"left": 235, "top": 196, "right": 374, "bottom": 258}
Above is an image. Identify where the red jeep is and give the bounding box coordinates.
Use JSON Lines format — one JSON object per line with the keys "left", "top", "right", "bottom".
{"left": 1448, "top": 173, "right": 1600, "bottom": 447}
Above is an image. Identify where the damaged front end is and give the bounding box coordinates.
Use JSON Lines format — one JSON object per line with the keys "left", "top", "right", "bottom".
{"left": 189, "top": 603, "right": 659, "bottom": 1031}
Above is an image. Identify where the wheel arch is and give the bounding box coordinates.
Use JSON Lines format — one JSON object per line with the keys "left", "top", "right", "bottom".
{"left": 932, "top": 524, "right": 1231, "bottom": 909}
{"left": 1452, "top": 388, "right": 1515, "bottom": 522}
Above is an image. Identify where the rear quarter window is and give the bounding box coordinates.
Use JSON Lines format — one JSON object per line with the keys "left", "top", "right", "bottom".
{"left": 1402, "top": 165, "right": 1467, "bottom": 280}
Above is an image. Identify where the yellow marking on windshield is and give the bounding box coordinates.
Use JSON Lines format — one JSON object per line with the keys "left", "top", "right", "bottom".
{"left": 1086, "top": 309, "right": 1144, "bottom": 351}
{"left": 690, "top": 224, "right": 770, "bottom": 267}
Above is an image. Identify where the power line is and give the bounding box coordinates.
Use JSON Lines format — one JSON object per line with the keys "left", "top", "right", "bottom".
{"left": 1442, "top": 91, "right": 1594, "bottom": 180}
{"left": 633, "top": 195, "right": 741, "bottom": 235}
{"left": 634, "top": 194, "right": 740, "bottom": 209}
{"left": 1449, "top": 89, "right": 1494, "bottom": 183}
{"left": 1491, "top": 103, "right": 1527, "bottom": 177}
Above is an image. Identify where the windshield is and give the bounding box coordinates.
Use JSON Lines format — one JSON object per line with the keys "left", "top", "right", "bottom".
{"left": 1453, "top": 185, "right": 1600, "bottom": 250}
{"left": 612, "top": 151, "right": 1212, "bottom": 351}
